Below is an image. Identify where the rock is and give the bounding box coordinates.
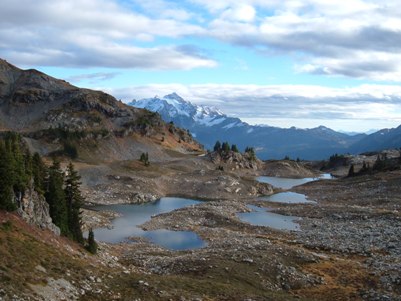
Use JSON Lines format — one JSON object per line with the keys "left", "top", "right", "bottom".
{"left": 17, "top": 185, "right": 60, "bottom": 236}
{"left": 35, "top": 265, "right": 47, "bottom": 273}
{"left": 242, "top": 258, "right": 254, "bottom": 264}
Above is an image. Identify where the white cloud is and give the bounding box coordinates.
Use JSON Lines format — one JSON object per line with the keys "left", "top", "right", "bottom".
{"left": 221, "top": 4, "right": 256, "bottom": 22}
{"left": 194, "top": 0, "right": 401, "bottom": 81}
{"left": 108, "top": 83, "right": 401, "bottom": 132}
{"left": 0, "top": 0, "right": 215, "bottom": 70}
{"left": 1, "top": 0, "right": 401, "bottom": 80}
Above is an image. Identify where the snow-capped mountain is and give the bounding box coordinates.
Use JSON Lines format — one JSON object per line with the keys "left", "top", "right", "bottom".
{"left": 129, "top": 92, "right": 246, "bottom": 137}
{"left": 129, "top": 93, "right": 369, "bottom": 160}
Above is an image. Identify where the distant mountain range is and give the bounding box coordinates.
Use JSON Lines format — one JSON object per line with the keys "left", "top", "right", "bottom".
{"left": 129, "top": 93, "right": 401, "bottom": 160}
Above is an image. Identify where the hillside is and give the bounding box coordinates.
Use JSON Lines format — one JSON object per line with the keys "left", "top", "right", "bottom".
{"left": 130, "top": 93, "right": 366, "bottom": 160}
{"left": 350, "top": 125, "right": 401, "bottom": 153}
{"left": 0, "top": 59, "right": 203, "bottom": 162}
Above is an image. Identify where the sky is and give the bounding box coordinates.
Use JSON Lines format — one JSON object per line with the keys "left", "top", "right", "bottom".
{"left": 1, "top": 0, "right": 401, "bottom": 132}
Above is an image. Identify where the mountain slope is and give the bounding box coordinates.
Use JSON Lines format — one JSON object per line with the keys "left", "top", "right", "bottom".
{"left": 130, "top": 93, "right": 365, "bottom": 160}
{"left": 0, "top": 59, "right": 202, "bottom": 161}
{"left": 350, "top": 125, "right": 401, "bottom": 153}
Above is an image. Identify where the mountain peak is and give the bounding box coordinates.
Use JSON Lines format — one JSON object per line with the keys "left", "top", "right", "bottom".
{"left": 312, "top": 125, "right": 333, "bottom": 132}
{"left": 129, "top": 93, "right": 243, "bottom": 133}
{"left": 164, "top": 92, "right": 185, "bottom": 102}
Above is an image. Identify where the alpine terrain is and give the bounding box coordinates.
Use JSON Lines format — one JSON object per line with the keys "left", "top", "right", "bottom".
{"left": 129, "top": 93, "right": 377, "bottom": 160}
{"left": 0, "top": 59, "right": 400, "bottom": 301}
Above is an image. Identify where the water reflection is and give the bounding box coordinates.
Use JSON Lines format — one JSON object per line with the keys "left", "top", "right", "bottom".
{"left": 91, "top": 197, "right": 206, "bottom": 250}
{"left": 260, "top": 191, "right": 316, "bottom": 204}
{"left": 238, "top": 205, "right": 300, "bottom": 231}
{"left": 144, "top": 229, "right": 204, "bottom": 250}
{"left": 257, "top": 173, "right": 332, "bottom": 189}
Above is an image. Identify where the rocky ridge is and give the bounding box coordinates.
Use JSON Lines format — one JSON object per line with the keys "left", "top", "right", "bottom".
{"left": 0, "top": 59, "right": 202, "bottom": 162}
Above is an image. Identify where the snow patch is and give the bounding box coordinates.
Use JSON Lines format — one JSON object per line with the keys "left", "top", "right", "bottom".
{"left": 223, "top": 122, "right": 238, "bottom": 129}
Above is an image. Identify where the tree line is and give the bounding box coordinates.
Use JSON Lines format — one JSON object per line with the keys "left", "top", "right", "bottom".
{"left": 348, "top": 151, "right": 401, "bottom": 177}
{"left": 0, "top": 132, "right": 96, "bottom": 253}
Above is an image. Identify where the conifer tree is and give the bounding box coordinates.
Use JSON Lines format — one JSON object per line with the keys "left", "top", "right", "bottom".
{"left": 87, "top": 229, "right": 98, "bottom": 254}
{"left": 140, "top": 152, "right": 150, "bottom": 166}
{"left": 245, "top": 146, "right": 256, "bottom": 161}
{"left": 373, "top": 154, "right": 385, "bottom": 171}
{"left": 222, "top": 142, "right": 230, "bottom": 153}
{"left": 348, "top": 164, "right": 355, "bottom": 177}
{"left": 0, "top": 141, "right": 16, "bottom": 211}
{"left": 10, "top": 134, "right": 28, "bottom": 194}
{"left": 46, "top": 159, "right": 69, "bottom": 236}
{"left": 64, "top": 162, "right": 84, "bottom": 244}
{"left": 231, "top": 144, "right": 239, "bottom": 153}
{"left": 32, "top": 153, "right": 47, "bottom": 194}
{"left": 213, "top": 141, "right": 221, "bottom": 152}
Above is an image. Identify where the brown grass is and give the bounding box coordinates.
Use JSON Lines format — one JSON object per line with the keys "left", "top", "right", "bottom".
{"left": 294, "top": 257, "right": 378, "bottom": 301}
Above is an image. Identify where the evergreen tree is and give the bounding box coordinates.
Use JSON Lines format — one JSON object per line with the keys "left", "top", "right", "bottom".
{"left": 0, "top": 141, "right": 16, "bottom": 211}
{"left": 373, "top": 154, "right": 385, "bottom": 171}
{"left": 222, "top": 142, "right": 230, "bottom": 153}
{"left": 213, "top": 141, "right": 221, "bottom": 152}
{"left": 64, "top": 162, "right": 84, "bottom": 244}
{"left": 348, "top": 164, "right": 355, "bottom": 177}
{"left": 10, "top": 134, "right": 28, "bottom": 194}
{"left": 245, "top": 146, "right": 256, "bottom": 161}
{"left": 140, "top": 152, "right": 150, "bottom": 166}
{"left": 360, "top": 161, "right": 370, "bottom": 174}
{"left": 87, "top": 229, "right": 98, "bottom": 254}
{"left": 45, "top": 159, "right": 69, "bottom": 236}
{"left": 32, "top": 153, "right": 47, "bottom": 194}
{"left": 168, "top": 121, "right": 174, "bottom": 134}
{"left": 231, "top": 144, "right": 239, "bottom": 153}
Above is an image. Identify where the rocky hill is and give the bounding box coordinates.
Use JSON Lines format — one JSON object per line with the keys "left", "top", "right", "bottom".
{"left": 130, "top": 93, "right": 366, "bottom": 160}
{"left": 0, "top": 59, "right": 202, "bottom": 161}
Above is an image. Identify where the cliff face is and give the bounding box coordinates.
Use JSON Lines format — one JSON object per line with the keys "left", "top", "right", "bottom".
{"left": 17, "top": 186, "right": 60, "bottom": 236}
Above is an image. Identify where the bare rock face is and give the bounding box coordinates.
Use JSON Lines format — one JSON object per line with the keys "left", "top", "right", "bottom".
{"left": 17, "top": 187, "right": 60, "bottom": 236}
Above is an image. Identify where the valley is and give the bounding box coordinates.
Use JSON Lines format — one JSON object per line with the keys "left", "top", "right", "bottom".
{"left": 2, "top": 150, "right": 400, "bottom": 300}
{"left": 0, "top": 59, "right": 400, "bottom": 301}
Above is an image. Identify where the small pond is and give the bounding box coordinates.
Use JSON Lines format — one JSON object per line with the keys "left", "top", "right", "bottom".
{"left": 257, "top": 173, "right": 332, "bottom": 189}
{"left": 91, "top": 197, "right": 206, "bottom": 250}
{"left": 238, "top": 205, "right": 301, "bottom": 231}
{"left": 260, "top": 191, "right": 316, "bottom": 204}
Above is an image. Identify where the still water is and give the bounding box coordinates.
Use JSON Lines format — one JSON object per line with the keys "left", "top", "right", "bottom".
{"left": 260, "top": 191, "right": 316, "bottom": 204}
{"left": 238, "top": 205, "right": 301, "bottom": 231}
{"left": 257, "top": 173, "right": 332, "bottom": 190}
{"left": 92, "top": 197, "right": 205, "bottom": 250}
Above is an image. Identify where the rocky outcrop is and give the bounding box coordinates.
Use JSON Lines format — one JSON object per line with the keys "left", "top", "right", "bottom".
{"left": 209, "top": 150, "right": 262, "bottom": 170}
{"left": 17, "top": 186, "right": 60, "bottom": 236}
{"left": 262, "top": 160, "right": 318, "bottom": 178}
